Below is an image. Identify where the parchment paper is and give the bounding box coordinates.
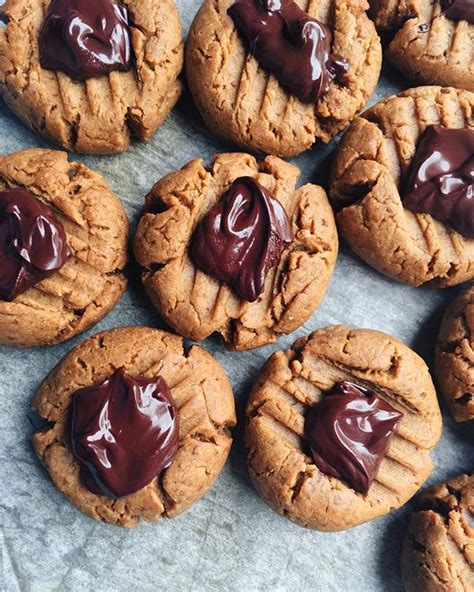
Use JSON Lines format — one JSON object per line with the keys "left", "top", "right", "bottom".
{"left": 1, "top": 2, "right": 473, "bottom": 590}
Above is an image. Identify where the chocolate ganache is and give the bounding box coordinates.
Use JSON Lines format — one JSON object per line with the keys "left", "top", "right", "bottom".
{"left": 403, "top": 126, "right": 474, "bottom": 238}
{"left": 192, "top": 176, "right": 293, "bottom": 302}
{"left": 305, "top": 381, "right": 403, "bottom": 494}
{"left": 441, "top": 0, "right": 474, "bottom": 23}
{"left": 71, "top": 367, "right": 179, "bottom": 498}
{"left": 39, "top": 0, "right": 132, "bottom": 81}
{"left": 0, "top": 188, "right": 70, "bottom": 301}
{"left": 228, "top": 0, "right": 349, "bottom": 103}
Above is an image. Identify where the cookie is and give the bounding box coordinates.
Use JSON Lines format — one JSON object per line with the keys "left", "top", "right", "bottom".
{"left": 32, "top": 326, "right": 236, "bottom": 527}
{"left": 401, "top": 473, "right": 474, "bottom": 592}
{"left": 133, "top": 153, "right": 338, "bottom": 351}
{"left": 330, "top": 86, "right": 474, "bottom": 287}
{"left": 0, "top": 148, "right": 128, "bottom": 348}
{"left": 245, "top": 325, "right": 442, "bottom": 530}
{"left": 185, "top": 0, "right": 381, "bottom": 158}
{"left": 370, "top": 0, "right": 474, "bottom": 90}
{"left": 435, "top": 284, "right": 474, "bottom": 422}
{"left": 0, "top": 0, "right": 183, "bottom": 154}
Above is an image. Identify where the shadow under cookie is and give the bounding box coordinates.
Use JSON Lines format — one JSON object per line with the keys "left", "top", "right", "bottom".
{"left": 330, "top": 86, "right": 474, "bottom": 288}
{"left": 0, "top": 148, "right": 129, "bottom": 348}
{"left": 245, "top": 325, "right": 442, "bottom": 531}
{"left": 133, "top": 152, "right": 339, "bottom": 351}
{"left": 435, "top": 284, "right": 474, "bottom": 422}
{"left": 401, "top": 473, "right": 474, "bottom": 592}
{"left": 369, "top": 0, "right": 474, "bottom": 91}
{"left": 32, "top": 326, "right": 237, "bottom": 527}
{"left": 185, "top": 0, "right": 382, "bottom": 157}
{"left": 0, "top": 0, "right": 184, "bottom": 154}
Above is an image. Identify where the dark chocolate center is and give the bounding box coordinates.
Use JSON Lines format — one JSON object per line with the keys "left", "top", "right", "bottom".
{"left": 191, "top": 176, "right": 293, "bottom": 302}
{"left": 39, "top": 0, "right": 132, "bottom": 81}
{"left": 71, "top": 367, "right": 179, "bottom": 498}
{"left": 441, "top": 0, "right": 474, "bottom": 23}
{"left": 403, "top": 126, "right": 474, "bottom": 238}
{"left": 0, "top": 188, "right": 70, "bottom": 301}
{"left": 228, "top": 0, "right": 348, "bottom": 103}
{"left": 305, "top": 381, "right": 403, "bottom": 494}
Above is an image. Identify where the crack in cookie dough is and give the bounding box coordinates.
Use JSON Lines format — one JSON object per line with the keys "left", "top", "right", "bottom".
{"left": 32, "top": 327, "right": 237, "bottom": 527}
{"left": 401, "top": 474, "right": 474, "bottom": 592}
{"left": 0, "top": 148, "right": 128, "bottom": 347}
{"left": 0, "top": 0, "right": 183, "bottom": 153}
{"left": 370, "top": 0, "right": 474, "bottom": 90}
{"left": 245, "top": 325, "right": 442, "bottom": 530}
{"left": 331, "top": 86, "right": 474, "bottom": 287}
{"left": 436, "top": 284, "right": 474, "bottom": 422}
{"left": 134, "top": 153, "right": 338, "bottom": 351}
{"left": 185, "top": 0, "right": 381, "bottom": 157}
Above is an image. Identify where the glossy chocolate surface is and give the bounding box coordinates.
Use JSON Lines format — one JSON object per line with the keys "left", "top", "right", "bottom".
{"left": 441, "top": 0, "right": 474, "bottom": 23}
{"left": 305, "top": 381, "right": 403, "bottom": 494}
{"left": 39, "top": 0, "right": 132, "bottom": 81}
{"left": 192, "top": 176, "right": 293, "bottom": 302}
{"left": 228, "top": 0, "right": 348, "bottom": 103}
{"left": 0, "top": 188, "right": 70, "bottom": 301}
{"left": 404, "top": 126, "right": 474, "bottom": 238}
{"left": 71, "top": 368, "right": 179, "bottom": 498}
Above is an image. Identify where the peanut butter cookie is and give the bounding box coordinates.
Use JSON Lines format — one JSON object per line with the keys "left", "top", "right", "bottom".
{"left": 32, "top": 326, "right": 236, "bottom": 527}
{"left": 401, "top": 473, "right": 474, "bottom": 592}
{"left": 370, "top": 0, "right": 474, "bottom": 90}
{"left": 0, "top": 0, "right": 183, "bottom": 153}
{"left": 435, "top": 284, "right": 474, "bottom": 422}
{"left": 331, "top": 86, "right": 474, "bottom": 287}
{"left": 245, "top": 325, "right": 442, "bottom": 530}
{"left": 186, "top": 0, "right": 381, "bottom": 158}
{"left": 0, "top": 148, "right": 128, "bottom": 348}
{"left": 133, "top": 153, "right": 338, "bottom": 351}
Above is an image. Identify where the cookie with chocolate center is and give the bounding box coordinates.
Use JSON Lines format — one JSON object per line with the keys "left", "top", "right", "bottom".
{"left": 0, "top": 148, "right": 128, "bottom": 348}
{"left": 0, "top": 0, "right": 183, "bottom": 153}
{"left": 245, "top": 325, "right": 442, "bottom": 530}
{"left": 185, "top": 0, "right": 381, "bottom": 157}
{"left": 435, "top": 284, "right": 474, "bottom": 422}
{"left": 401, "top": 473, "right": 474, "bottom": 592}
{"left": 32, "top": 326, "right": 236, "bottom": 527}
{"left": 370, "top": 0, "right": 474, "bottom": 90}
{"left": 133, "top": 153, "right": 338, "bottom": 351}
{"left": 331, "top": 86, "right": 474, "bottom": 287}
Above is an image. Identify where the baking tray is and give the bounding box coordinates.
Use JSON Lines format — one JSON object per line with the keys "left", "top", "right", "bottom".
{"left": 1, "top": 1, "right": 473, "bottom": 590}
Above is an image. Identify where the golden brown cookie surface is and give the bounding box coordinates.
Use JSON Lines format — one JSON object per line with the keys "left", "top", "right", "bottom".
{"left": 0, "top": 148, "right": 128, "bottom": 347}
{"left": 186, "top": 0, "right": 381, "bottom": 157}
{"left": 370, "top": 0, "right": 474, "bottom": 90}
{"left": 0, "top": 0, "right": 183, "bottom": 154}
{"left": 133, "top": 153, "right": 338, "bottom": 351}
{"left": 401, "top": 474, "right": 474, "bottom": 592}
{"left": 32, "top": 326, "right": 236, "bottom": 527}
{"left": 331, "top": 86, "right": 474, "bottom": 287}
{"left": 436, "top": 284, "right": 474, "bottom": 422}
{"left": 245, "top": 325, "right": 442, "bottom": 531}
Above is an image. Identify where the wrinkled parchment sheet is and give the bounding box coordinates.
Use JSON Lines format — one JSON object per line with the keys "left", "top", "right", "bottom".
{"left": 1, "top": 1, "right": 473, "bottom": 590}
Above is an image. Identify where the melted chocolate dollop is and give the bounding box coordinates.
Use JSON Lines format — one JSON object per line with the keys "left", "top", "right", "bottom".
{"left": 71, "top": 367, "right": 179, "bottom": 498}
{"left": 305, "top": 381, "right": 403, "bottom": 494}
{"left": 403, "top": 126, "right": 474, "bottom": 238}
{"left": 0, "top": 188, "right": 70, "bottom": 301}
{"left": 228, "top": 0, "right": 349, "bottom": 103}
{"left": 192, "top": 176, "right": 293, "bottom": 302}
{"left": 39, "top": 0, "right": 132, "bottom": 81}
{"left": 441, "top": 0, "right": 474, "bottom": 23}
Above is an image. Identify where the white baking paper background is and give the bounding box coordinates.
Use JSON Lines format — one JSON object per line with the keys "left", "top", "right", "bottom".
{"left": 1, "top": 1, "right": 473, "bottom": 590}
